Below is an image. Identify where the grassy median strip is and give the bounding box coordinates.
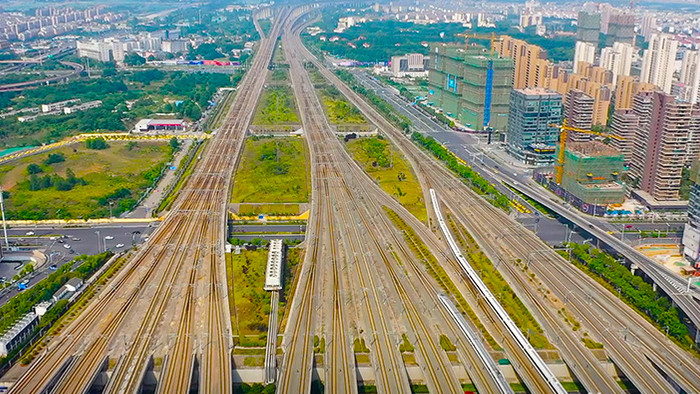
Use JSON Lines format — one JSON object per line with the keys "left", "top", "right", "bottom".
{"left": 225, "top": 250, "right": 271, "bottom": 339}
{"left": 231, "top": 136, "right": 309, "bottom": 206}
{"left": 448, "top": 214, "right": 552, "bottom": 349}
{"left": 253, "top": 85, "right": 299, "bottom": 125}
{"left": 383, "top": 206, "right": 500, "bottom": 350}
{"left": 345, "top": 136, "right": 427, "bottom": 222}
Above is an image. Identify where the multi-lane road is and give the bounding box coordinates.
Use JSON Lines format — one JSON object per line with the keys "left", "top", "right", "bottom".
{"left": 355, "top": 70, "right": 700, "bottom": 335}
{"left": 3, "top": 3, "right": 700, "bottom": 393}
{"left": 5, "top": 7, "right": 290, "bottom": 394}
{"left": 338, "top": 59, "right": 700, "bottom": 392}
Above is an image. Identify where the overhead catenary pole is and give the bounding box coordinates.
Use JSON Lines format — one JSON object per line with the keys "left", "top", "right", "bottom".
{"left": 0, "top": 186, "right": 9, "bottom": 249}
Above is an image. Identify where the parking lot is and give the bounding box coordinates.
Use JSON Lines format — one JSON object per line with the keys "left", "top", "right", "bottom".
{"left": 0, "top": 223, "right": 157, "bottom": 307}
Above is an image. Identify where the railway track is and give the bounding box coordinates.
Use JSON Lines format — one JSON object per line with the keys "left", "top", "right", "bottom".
{"left": 8, "top": 8, "right": 291, "bottom": 394}
{"left": 286, "top": 26, "right": 563, "bottom": 394}
{"left": 279, "top": 21, "right": 488, "bottom": 392}
{"left": 299, "top": 30, "right": 700, "bottom": 393}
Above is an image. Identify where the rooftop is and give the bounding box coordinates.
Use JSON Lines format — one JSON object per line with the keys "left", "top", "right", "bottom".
{"left": 567, "top": 141, "right": 621, "bottom": 157}
{"left": 516, "top": 87, "right": 560, "bottom": 96}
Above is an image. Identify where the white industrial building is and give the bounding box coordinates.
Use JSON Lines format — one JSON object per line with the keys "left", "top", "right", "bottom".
{"left": 0, "top": 312, "right": 38, "bottom": 357}
{"left": 41, "top": 99, "right": 80, "bottom": 113}
{"left": 133, "top": 118, "right": 187, "bottom": 133}
{"left": 52, "top": 277, "right": 84, "bottom": 302}
{"left": 264, "top": 239, "right": 285, "bottom": 291}
{"left": 390, "top": 53, "right": 428, "bottom": 77}
{"left": 63, "top": 100, "right": 102, "bottom": 114}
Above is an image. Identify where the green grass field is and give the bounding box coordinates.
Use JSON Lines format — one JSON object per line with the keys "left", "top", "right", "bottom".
{"left": 319, "top": 86, "right": 366, "bottom": 124}
{"left": 346, "top": 137, "right": 426, "bottom": 222}
{"left": 253, "top": 86, "right": 300, "bottom": 125}
{"left": 226, "top": 250, "right": 271, "bottom": 336}
{"left": 0, "top": 141, "right": 172, "bottom": 219}
{"left": 231, "top": 137, "right": 309, "bottom": 204}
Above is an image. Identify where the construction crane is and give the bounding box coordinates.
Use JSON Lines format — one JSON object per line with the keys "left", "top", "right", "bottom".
{"left": 551, "top": 119, "right": 625, "bottom": 184}
{"left": 456, "top": 32, "right": 500, "bottom": 56}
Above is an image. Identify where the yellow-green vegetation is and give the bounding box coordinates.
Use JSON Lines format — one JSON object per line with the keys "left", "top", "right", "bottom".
{"left": 243, "top": 356, "right": 264, "bottom": 367}
{"left": 346, "top": 136, "right": 426, "bottom": 222}
{"left": 225, "top": 250, "right": 271, "bottom": 336}
{"left": 318, "top": 85, "right": 366, "bottom": 124}
{"left": 447, "top": 215, "right": 552, "bottom": 349}
{"left": 278, "top": 248, "right": 303, "bottom": 334}
{"left": 237, "top": 204, "right": 301, "bottom": 216}
{"left": 309, "top": 69, "right": 327, "bottom": 86}
{"left": 439, "top": 334, "right": 456, "bottom": 351}
{"left": 0, "top": 141, "right": 173, "bottom": 219}
{"left": 353, "top": 337, "right": 370, "bottom": 353}
{"left": 272, "top": 41, "right": 285, "bottom": 63}
{"left": 313, "top": 335, "right": 326, "bottom": 354}
{"left": 582, "top": 334, "right": 604, "bottom": 349}
{"left": 399, "top": 333, "right": 414, "bottom": 353}
{"left": 231, "top": 137, "right": 309, "bottom": 205}
{"left": 253, "top": 86, "right": 300, "bottom": 125}
{"left": 383, "top": 207, "right": 500, "bottom": 350}
{"left": 270, "top": 69, "right": 288, "bottom": 82}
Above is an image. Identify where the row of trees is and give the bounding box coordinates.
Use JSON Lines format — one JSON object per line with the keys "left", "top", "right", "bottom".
{"left": 26, "top": 168, "right": 85, "bottom": 192}
{"left": 411, "top": 132, "right": 510, "bottom": 210}
{"left": 0, "top": 252, "right": 113, "bottom": 366}
{"left": 568, "top": 243, "right": 693, "bottom": 347}
{"left": 334, "top": 69, "right": 411, "bottom": 131}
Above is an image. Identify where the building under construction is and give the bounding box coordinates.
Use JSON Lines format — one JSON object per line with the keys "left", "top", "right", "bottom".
{"left": 560, "top": 141, "right": 626, "bottom": 205}
{"left": 428, "top": 44, "right": 513, "bottom": 131}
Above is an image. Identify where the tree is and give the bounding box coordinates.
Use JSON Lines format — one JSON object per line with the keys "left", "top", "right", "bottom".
{"left": 169, "top": 137, "right": 180, "bottom": 151}
{"left": 26, "top": 163, "right": 43, "bottom": 175}
{"left": 44, "top": 153, "right": 65, "bottom": 165}
{"left": 123, "top": 52, "right": 146, "bottom": 66}
{"left": 85, "top": 137, "right": 109, "bottom": 150}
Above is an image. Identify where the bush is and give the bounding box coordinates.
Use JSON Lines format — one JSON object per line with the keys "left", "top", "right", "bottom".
{"left": 85, "top": 137, "right": 109, "bottom": 150}
{"left": 44, "top": 153, "right": 65, "bottom": 165}
{"left": 26, "top": 163, "right": 42, "bottom": 174}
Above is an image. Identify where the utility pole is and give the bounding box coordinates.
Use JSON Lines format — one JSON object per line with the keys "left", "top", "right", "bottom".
{"left": 0, "top": 187, "right": 9, "bottom": 250}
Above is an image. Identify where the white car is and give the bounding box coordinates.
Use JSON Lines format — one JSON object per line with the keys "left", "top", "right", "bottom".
{"left": 115, "top": 243, "right": 125, "bottom": 248}
{"left": 104, "top": 235, "right": 114, "bottom": 240}
{"left": 25, "top": 231, "right": 34, "bottom": 236}
{"left": 63, "top": 244, "right": 71, "bottom": 249}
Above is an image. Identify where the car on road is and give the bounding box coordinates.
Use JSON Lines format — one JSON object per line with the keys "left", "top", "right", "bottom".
{"left": 49, "top": 264, "right": 57, "bottom": 270}
{"left": 116, "top": 243, "right": 125, "bottom": 248}
{"left": 104, "top": 236, "right": 114, "bottom": 240}
{"left": 25, "top": 231, "right": 34, "bottom": 236}
{"left": 63, "top": 244, "right": 71, "bottom": 249}
{"left": 72, "top": 237, "right": 81, "bottom": 241}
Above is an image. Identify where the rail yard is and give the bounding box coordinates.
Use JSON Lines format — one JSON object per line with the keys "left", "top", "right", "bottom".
{"left": 1, "top": 3, "right": 699, "bottom": 394}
